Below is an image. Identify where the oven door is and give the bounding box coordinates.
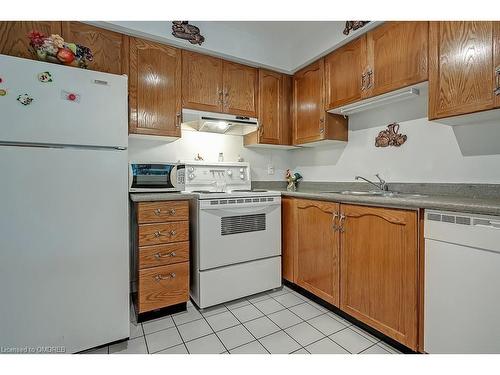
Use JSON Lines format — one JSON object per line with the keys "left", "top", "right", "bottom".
{"left": 198, "top": 200, "right": 281, "bottom": 270}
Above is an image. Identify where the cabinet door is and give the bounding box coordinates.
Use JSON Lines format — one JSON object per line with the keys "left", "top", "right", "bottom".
{"left": 223, "top": 61, "right": 258, "bottom": 117}
{"left": 182, "top": 50, "right": 223, "bottom": 112}
{"left": 365, "top": 21, "right": 428, "bottom": 98}
{"left": 340, "top": 204, "right": 418, "bottom": 350}
{"left": 293, "top": 60, "right": 325, "bottom": 144}
{"left": 129, "top": 38, "right": 181, "bottom": 137}
{"left": 296, "top": 199, "right": 340, "bottom": 306}
{"left": 61, "top": 22, "right": 128, "bottom": 75}
{"left": 0, "top": 21, "right": 61, "bottom": 60}
{"left": 324, "top": 37, "right": 366, "bottom": 109}
{"left": 281, "top": 197, "right": 297, "bottom": 283}
{"left": 429, "top": 22, "right": 496, "bottom": 119}
{"left": 493, "top": 22, "right": 500, "bottom": 108}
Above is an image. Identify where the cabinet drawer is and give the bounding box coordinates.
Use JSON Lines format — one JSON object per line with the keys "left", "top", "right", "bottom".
{"left": 139, "top": 242, "right": 189, "bottom": 269}
{"left": 138, "top": 262, "right": 189, "bottom": 313}
{"left": 137, "top": 201, "right": 189, "bottom": 224}
{"left": 138, "top": 221, "right": 189, "bottom": 246}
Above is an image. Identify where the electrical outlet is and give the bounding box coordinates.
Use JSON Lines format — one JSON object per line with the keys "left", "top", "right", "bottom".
{"left": 267, "top": 164, "right": 275, "bottom": 175}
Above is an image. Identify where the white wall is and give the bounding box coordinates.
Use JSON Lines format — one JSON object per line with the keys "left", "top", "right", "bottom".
{"left": 129, "top": 88, "right": 500, "bottom": 184}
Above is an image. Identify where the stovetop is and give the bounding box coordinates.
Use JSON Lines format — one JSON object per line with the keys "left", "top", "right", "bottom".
{"left": 182, "top": 189, "right": 281, "bottom": 200}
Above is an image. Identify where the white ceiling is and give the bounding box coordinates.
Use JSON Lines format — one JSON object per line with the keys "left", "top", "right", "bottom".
{"left": 92, "top": 21, "right": 381, "bottom": 73}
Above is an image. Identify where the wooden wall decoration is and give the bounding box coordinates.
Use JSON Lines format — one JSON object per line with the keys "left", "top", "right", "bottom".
{"left": 343, "top": 21, "right": 369, "bottom": 35}
{"left": 172, "top": 21, "right": 205, "bottom": 45}
{"left": 375, "top": 123, "right": 407, "bottom": 147}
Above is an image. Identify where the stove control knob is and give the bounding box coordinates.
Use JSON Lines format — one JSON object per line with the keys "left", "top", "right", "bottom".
{"left": 227, "top": 170, "right": 233, "bottom": 176}
{"left": 188, "top": 167, "right": 194, "bottom": 172}
{"left": 239, "top": 168, "right": 244, "bottom": 173}
{"left": 188, "top": 173, "right": 195, "bottom": 180}
{"left": 240, "top": 174, "right": 245, "bottom": 180}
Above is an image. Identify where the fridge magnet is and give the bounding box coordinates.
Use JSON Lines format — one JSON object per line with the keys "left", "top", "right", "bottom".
{"left": 17, "top": 94, "right": 34, "bottom": 105}
{"left": 0, "top": 77, "right": 3, "bottom": 83}
{"left": 61, "top": 90, "right": 81, "bottom": 103}
{"left": 0, "top": 89, "right": 7, "bottom": 96}
{"left": 27, "top": 31, "right": 94, "bottom": 69}
{"left": 37, "top": 71, "right": 53, "bottom": 83}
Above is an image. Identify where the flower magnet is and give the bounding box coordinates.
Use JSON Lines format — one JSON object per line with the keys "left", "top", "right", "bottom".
{"left": 17, "top": 93, "right": 34, "bottom": 106}
{"left": 0, "top": 89, "right": 6, "bottom": 96}
{"left": 38, "top": 71, "right": 53, "bottom": 83}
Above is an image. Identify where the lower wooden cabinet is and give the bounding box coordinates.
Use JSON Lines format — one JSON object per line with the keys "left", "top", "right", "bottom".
{"left": 282, "top": 198, "right": 420, "bottom": 350}
{"left": 340, "top": 204, "right": 418, "bottom": 350}
{"left": 295, "top": 199, "right": 340, "bottom": 306}
{"left": 134, "top": 200, "right": 190, "bottom": 314}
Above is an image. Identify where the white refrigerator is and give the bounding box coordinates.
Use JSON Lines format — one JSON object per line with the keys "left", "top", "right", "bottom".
{"left": 0, "top": 54, "right": 129, "bottom": 353}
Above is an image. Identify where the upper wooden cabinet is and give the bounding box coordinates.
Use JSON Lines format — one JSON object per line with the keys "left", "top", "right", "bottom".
{"left": 182, "top": 50, "right": 223, "bottom": 113}
{"left": 182, "top": 51, "right": 258, "bottom": 117}
{"left": 244, "top": 69, "right": 292, "bottom": 147}
{"left": 0, "top": 21, "right": 62, "bottom": 60}
{"left": 61, "top": 22, "right": 128, "bottom": 75}
{"left": 364, "top": 21, "right": 428, "bottom": 98}
{"left": 129, "top": 37, "right": 182, "bottom": 138}
{"left": 324, "top": 37, "right": 366, "bottom": 109}
{"left": 295, "top": 199, "right": 340, "bottom": 306}
{"left": 293, "top": 59, "right": 348, "bottom": 146}
{"left": 340, "top": 204, "right": 418, "bottom": 350}
{"left": 429, "top": 21, "right": 500, "bottom": 120}
{"left": 223, "top": 61, "right": 258, "bottom": 117}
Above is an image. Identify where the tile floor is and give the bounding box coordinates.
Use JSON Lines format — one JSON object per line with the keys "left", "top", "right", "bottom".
{"left": 82, "top": 285, "right": 402, "bottom": 354}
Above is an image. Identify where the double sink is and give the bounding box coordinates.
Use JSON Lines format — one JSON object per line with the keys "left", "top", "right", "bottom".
{"left": 320, "top": 190, "right": 427, "bottom": 199}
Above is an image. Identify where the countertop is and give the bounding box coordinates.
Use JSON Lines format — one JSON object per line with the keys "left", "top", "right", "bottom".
{"left": 129, "top": 190, "right": 500, "bottom": 216}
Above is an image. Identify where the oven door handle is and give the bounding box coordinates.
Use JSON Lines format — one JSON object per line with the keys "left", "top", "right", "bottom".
{"left": 200, "top": 205, "right": 280, "bottom": 216}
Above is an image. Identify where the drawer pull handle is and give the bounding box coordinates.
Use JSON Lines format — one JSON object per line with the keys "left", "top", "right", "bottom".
{"left": 154, "top": 251, "right": 177, "bottom": 259}
{"left": 338, "top": 214, "right": 346, "bottom": 233}
{"left": 154, "top": 208, "right": 161, "bottom": 216}
{"left": 169, "top": 208, "right": 176, "bottom": 215}
{"left": 153, "top": 208, "right": 176, "bottom": 216}
{"left": 153, "top": 230, "right": 177, "bottom": 238}
{"left": 154, "top": 273, "right": 176, "bottom": 281}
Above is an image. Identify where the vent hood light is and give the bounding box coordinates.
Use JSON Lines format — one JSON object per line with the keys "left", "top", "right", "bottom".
{"left": 181, "top": 109, "right": 258, "bottom": 135}
{"left": 329, "top": 86, "right": 422, "bottom": 116}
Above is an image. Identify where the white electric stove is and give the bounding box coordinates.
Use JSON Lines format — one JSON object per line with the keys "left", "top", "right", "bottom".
{"left": 183, "top": 162, "right": 282, "bottom": 309}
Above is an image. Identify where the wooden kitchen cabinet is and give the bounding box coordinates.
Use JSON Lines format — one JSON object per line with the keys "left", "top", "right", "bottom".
{"left": 244, "top": 69, "right": 293, "bottom": 147}
{"left": 182, "top": 50, "right": 223, "bottom": 113}
{"left": 281, "top": 197, "right": 297, "bottom": 282}
{"left": 364, "top": 21, "right": 428, "bottom": 98}
{"left": 61, "top": 22, "right": 128, "bottom": 75}
{"left": 129, "top": 37, "right": 182, "bottom": 138}
{"left": 295, "top": 199, "right": 340, "bottom": 306}
{"left": 293, "top": 59, "right": 348, "bottom": 146}
{"left": 339, "top": 204, "right": 418, "bottom": 350}
{"left": 0, "top": 21, "right": 62, "bottom": 60}
{"left": 324, "top": 37, "right": 366, "bottom": 109}
{"left": 223, "top": 61, "right": 258, "bottom": 117}
{"left": 429, "top": 21, "right": 500, "bottom": 120}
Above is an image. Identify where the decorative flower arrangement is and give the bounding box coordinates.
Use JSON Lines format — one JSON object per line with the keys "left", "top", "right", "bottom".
{"left": 27, "top": 31, "right": 93, "bottom": 69}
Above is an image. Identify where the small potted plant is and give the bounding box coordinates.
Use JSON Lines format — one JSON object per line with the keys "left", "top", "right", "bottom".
{"left": 27, "top": 31, "right": 93, "bottom": 69}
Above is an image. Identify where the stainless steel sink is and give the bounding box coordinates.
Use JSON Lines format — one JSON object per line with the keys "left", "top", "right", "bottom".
{"left": 320, "top": 191, "right": 428, "bottom": 198}
{"left": 320, "top": 191, "right": 384, "bottom": 196}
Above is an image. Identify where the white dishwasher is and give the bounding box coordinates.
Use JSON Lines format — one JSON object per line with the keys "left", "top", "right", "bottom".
{"left": 424, "top": 210, "right": 500, "bottom": 354}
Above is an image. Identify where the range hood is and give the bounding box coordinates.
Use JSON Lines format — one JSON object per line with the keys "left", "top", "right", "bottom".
{"left": 181, "top": 109, "right": 258, "bottom": 135}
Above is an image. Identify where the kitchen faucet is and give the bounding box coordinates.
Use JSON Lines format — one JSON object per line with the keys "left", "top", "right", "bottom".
{"left": 355, "top": 174, "right": 389, "bottom": 192}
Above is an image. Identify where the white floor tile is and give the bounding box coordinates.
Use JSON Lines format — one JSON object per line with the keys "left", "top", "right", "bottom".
{"left": 225, "top": 298, "right": 250, "bottom": 310}
{"left": 253, "top": 298, "right": 286, "bottom": 315}
{"left": 349, "top": 325, "right": 380, "bottom": 343}
{"left": 360, "top": 344, "right": 391, "bottom": 354}
{"left": 129, "top": 321, "right": 144, "bottom": 339}
{"left": 273, "top": 292, "right": 304, "bottom": 308}
{"left": 177, "top": 319, "right": 213, "bottom": 342}
{"left": 267, "top": 287, "right": 289, "bottom": 298}
{"left": 109, "top": 336, "right": 148, "bottom": 354}
{"left": 328, "top": 311, "right": 353, "bottom": 326}
{"left": 247, "top": 292, "right": 271, "bottom": 303}
{"left": 289, "top": 303, "right": 323, "bottom": 320}
{"left": 285, "top": 322, "right": 325, "bottom": 346}
{"left": 231, "top": 304, "right": 264, "bottom": 322}
{"left": 378, "top": 341, "right": 403, "bottom": 354}
{"left": 172, "top": 307, "right": 203, "bottom": 326}
{"left": 267, "top": 309, "right": 303, "bottom": 329}
{"left": 259, "top": 331, "right": 301, "bottom": 354}
{"left": 185, "top": 334, "right": 226, "bottom": 354}
{"left": 200, "top": 304, "right": 228, "bottom": 317}
{"left": 307, "top": 314, "right": 347, "bottom": 336}
{"left": 307, "top": 300, "right": 329, "bottom": 312}
{"left": 291, "top": 348, "right": 310, "bottom": 354}
{"left": 305, "top": 337, "right": 349, "bottom": 354}
{"left": 142, "top": 315, "right": 174, "bottom": 335}
{"left": 329, "top": 328, "right": 373, "bottom": 353}
{"left": 146, "top": 327, "right": 183, "bottom": 353}
{"left": 206, "top": 311, "right": 240, "bottom": 332}
{"left": 217, "top": 324, "right": 254, "bottom": 350}
{"left": 155, "top": 343, "right": 188, "bottom": 354}
{"left": 230, "top": 340, "right": 268, "bottom": 354}
{"left": 243, "top": 316, "right": 281, "bottom": 339}
{"left": 81, "top": 346, "right": 108, "bottom": 354}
